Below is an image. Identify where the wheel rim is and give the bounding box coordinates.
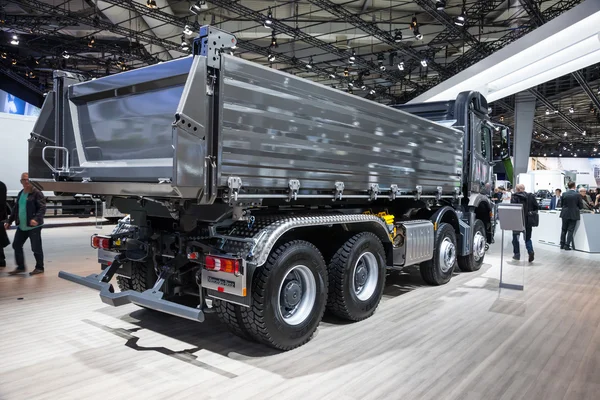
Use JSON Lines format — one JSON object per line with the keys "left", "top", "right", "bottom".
{"left": 473, "top": 231, "right": 486, "bottom": 262}
{"left": 439, "top": 238, "right": 456, "bottom": 273}
{"left": 352, "top": 252, "right": 379, "bottom": 301}
{"left": 277, "top": 265, "right": 316, "bottom": 326}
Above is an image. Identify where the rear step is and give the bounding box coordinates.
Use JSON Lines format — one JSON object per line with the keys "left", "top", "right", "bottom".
{"left": 58, "top": 263, "right": 205, "bottom": 322}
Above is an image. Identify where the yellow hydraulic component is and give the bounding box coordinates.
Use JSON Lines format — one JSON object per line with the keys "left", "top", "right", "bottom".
{"left": 377, "top": 211, "right": 396, "bottom": 241}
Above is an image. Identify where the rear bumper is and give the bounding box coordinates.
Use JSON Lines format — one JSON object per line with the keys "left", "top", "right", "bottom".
{"left": 58, "top": 270, "right": 205, "bottom": 322}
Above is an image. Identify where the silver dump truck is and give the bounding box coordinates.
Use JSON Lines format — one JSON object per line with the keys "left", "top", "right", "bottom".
{"left": 28, "top": 26, "right": 498, "bottom": 350}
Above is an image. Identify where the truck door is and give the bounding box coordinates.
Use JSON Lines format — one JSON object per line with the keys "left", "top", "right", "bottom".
{"left": 470, "top": 115, "right": 493, "bottom": 196}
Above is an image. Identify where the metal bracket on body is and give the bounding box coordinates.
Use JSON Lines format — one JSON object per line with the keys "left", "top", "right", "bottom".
{"left": 389, "top": 184, "right": 399, "bottom": 200}
{"left": 334, "top": 181, "right": 345, "bottom": 201}
{"left": 288, "top": 179, "right": 300, "bottom": 201}
{"left": 436, "top": 186, "right": 443, "bottom": 201}
{"left": 415, "top": 185, "right": 423, "bottom": 201}
{"left": 197, "top": 25, "right": 238, "bottom": 69}
{"left": 369, "top": 184, "right": 380, "bottom": 201}
{"left": 227, "top": 176, "right": 243, "bottom": 202}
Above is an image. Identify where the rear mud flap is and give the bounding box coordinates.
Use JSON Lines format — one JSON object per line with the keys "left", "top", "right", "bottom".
{"left": 58, "top": 270, "right": 205, "bottom": 322}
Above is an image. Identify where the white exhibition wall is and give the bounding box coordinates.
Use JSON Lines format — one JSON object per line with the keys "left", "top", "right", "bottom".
{"left": 529, "top": 157, "right": 600, "bottom": 188}
{"left": 0, "top": 112, "right": 38, "bottom": 196}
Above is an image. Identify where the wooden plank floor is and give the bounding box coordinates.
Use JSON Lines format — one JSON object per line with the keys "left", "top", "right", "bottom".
{"left": 0, "top": 225, "right": 598, "bottom": 400}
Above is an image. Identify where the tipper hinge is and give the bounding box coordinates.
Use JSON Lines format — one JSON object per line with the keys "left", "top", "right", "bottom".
{"left": 288, "top": 179, "right": 300, "bottom": 201}
{"left": 389, "top": 184, "right": 399, "bottom": 200}
{"left": 369, "top": 183, "right": 380, "bottom": 201}
{"left": 334, "top": 181, "right": 345, "bottom": 201}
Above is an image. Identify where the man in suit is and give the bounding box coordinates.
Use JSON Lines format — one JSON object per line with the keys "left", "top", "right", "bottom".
{"left": 0, "top": 180, "right": 8, "bottom": 267}
{"left": 560, "top": 181, "right": 583, "bottom": 250}
{"left": 549, "top": 188, "right": 562, "bottom": 210}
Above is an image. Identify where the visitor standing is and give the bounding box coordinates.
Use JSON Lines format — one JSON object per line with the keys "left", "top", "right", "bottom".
{"left": 511, "top": 184, "right": 539, "bottom": 262}
{"left": 560, "top": 181, "right": 583, "bottom": 251}
{"left": 0, "top": 180, "right": 8, "bottom": 267}
{"left": 4, "top": 172, "right": 46, "bottom": 275}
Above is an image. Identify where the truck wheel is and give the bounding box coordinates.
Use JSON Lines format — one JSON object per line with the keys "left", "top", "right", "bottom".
{"left": 458, "top": 219, "right": 487, "bottom": 272}
{"left": 420, "top": 223, "right": 457, "bottom": 286}
{"left": 214, "top": 300, "right": 255, "bottom": 341}
{"left": 116, "top": 262, "right": 157, "bottom": 292}
{"left": 241, "top": 240, "right": 328, "bottom": 351}
{"left": 327, "top": 232, "right": 386, "bottom": 321}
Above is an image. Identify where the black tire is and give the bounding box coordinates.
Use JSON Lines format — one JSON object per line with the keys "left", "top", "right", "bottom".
{"left": 116, "top": 262, "right": 157, "bottom": 292}
{"left": 420, "top": 223, "right": 457, "bottom": 286}
{"left": 214, "top": 299, "right": 255, "bottom": 341}
{"left": 240, "top": 240, "right": 328, "bottom": 351}
{"left": 458, "top": 219, "right": 487, "bottom": 272}
{"left": 327, "top": 232, "right": 386, "bottom": 321}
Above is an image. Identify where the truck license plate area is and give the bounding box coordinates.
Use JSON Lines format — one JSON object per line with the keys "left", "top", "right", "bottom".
{"left": 98, "top": 249, "right": 119, "bottom": 265}
{"left": 202, "top": 270, "right": 246, "bottom": 297}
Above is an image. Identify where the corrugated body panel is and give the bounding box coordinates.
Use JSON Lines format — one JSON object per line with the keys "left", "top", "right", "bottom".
{"left": 218, "top": 55, "right": 463, "bottom": 195}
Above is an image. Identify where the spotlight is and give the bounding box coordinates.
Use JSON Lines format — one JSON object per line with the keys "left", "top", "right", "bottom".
{"left": 267, "top": 52, "right": 275, "bottom": 62}
{"left": 455, "top": 9, "right": 466, "bottom": 27}
{"left": 343, "top": 67, "right": 349, "bottom": 77}
{"left": 62, "top": 51, "right": 70, "bottom": 59}
{"left": 189, "top": 1, "right": 207, "bottom": 14}
{"left": 411, "top": 17, "right": 423, "bottom": 40}
{"left": 349, "top": 49, "right": 356, "bottom": 64}
{"left": 564, "top": 132, "right": 568, "bottom": 137}
{"left": 88, "top": 36, "right": 95, "bottom": 48}
{"left": 546, "top": 109, "right": 550, "bottom": 115}
{"left": 264, "top": 7, "right": 273, "bottom": 28}
{"left": 393, "top": 30, "right": 402, "bottom": 43}
{"left": 329, "top": 71, "right": 336, "bottom": 79}
{"left": 436, "top": 0, "right": 446, "bottom": 10}
{"left": 180, "top": 35, "right": 190, "bottom": 51}
{"left": 306, "top": 56, "right": 313, "bottom": 69}
{"left": 378, "top": 54, "right": 385, "bottom": 71}
{"left": 183, "top": 25, "right": 193, "bottom": 36}
{"left": 583, "top": 131, "right": 586, "bottom": 136}
{"left": 270, "top": 33, "right": 277, "bottom": 48}
{"left": 421, "top": 60, "right": 427, "bottom": 67}
{"left": 369, "top": 89, "right": 376, "bottom": 95}
{"left": 397, "top": 62, "right": 404, "bottom": 71}
{"left": 146, "top": 0, "right": 157, "bottom": 9}
{"left": 569, "top": 106, "right": 574, "bottom": 113}
{"left": 10, "top": 35, "right": 18, "bottom": 45}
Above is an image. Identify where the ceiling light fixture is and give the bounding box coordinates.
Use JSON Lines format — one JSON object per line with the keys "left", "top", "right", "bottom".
{"left": 183, "top": 25, "right": 193, "bottom": 36}
{"left": 436, "top": 0, "right": 446, "bottom": 11}
{"left": 398, "top": 61, "right": 404, "bottom": 71}
{"left": 10, "top": 35, "right": 18, "bottom": 45}
{"left": 264, "top": 7, "right": 273, "bottom": 28}
{"left": 189, "top": 0, "right": 207, "bottom": 15}
{"left": 409, "top": 1, "right": 600, "bottom": 103}
{"left": 146, "top": 0, "right": 157, "bottom": 9}
{"left": 393, "top": 30, "right": 402, "bottom": 43}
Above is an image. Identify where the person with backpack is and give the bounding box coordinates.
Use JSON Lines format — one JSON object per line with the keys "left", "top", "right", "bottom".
{"left": 511, "top": 183, "right": 539, "bottom": 262}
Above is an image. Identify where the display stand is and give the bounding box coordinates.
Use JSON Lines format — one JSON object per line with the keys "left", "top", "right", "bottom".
{"left": 497, "top": 203, "right": 525, "bottom": 291}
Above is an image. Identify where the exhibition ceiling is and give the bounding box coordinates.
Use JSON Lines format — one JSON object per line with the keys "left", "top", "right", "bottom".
{"left": 0, "top": 0, "right": 596, "bottom": 154}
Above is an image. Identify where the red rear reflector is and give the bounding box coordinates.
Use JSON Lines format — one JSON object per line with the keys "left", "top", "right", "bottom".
{"left": 217, "top": 287, "right": 225, "bottom": 292}
{"left": 188, "top": 252, "right": 200, "bottom": 260}
{"left": 205, "top": 255, "right": 241, "bottom": 275}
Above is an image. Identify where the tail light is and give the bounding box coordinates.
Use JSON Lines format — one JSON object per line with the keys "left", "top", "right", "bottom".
{"left": 205, "top": 255, "right": 241, "bottom": 275}
{"left": 91, "top": 235, "right": 112, "bottom": 250}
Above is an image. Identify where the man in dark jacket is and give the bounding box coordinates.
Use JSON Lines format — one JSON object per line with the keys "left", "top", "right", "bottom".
{"left": 560, "top": 181, "right": 583, "bottom": 250}
{"left": 511, "top": 184, "right": 539, "bottom": 262}
{"left": 0, "top": 180, "right": 9, "bottom": 267}
{"left": 4, "top": 172, "right": 46, "bottom": 275}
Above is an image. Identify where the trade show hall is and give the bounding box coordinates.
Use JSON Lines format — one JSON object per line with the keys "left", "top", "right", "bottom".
{"left": 2, "top": 0, "right": 600, "bottom": 399}
{"left": 0, "top": 224, "right": 599, "bottom": 400}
